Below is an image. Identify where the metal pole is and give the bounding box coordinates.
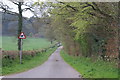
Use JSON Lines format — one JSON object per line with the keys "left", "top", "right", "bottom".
{"left": 20, "top": 39, "right": 22, "bottom": 64}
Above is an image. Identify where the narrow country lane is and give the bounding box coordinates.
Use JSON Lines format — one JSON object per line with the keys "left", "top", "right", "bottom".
{"left": 3, "top": 46, "right": 81, "bottom": 78}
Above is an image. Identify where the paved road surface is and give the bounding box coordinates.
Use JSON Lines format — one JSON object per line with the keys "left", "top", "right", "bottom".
{"left": 4, "top": 46, "right": 80, "bottom": 78}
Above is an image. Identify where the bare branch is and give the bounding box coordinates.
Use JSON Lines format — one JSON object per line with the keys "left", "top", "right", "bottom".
{"left": 11, "top": 1, "right": 19, "bottom": 5}
{"left": 81, "top": 2, "right": 113, "bottom": 19}
{"left": 22, "top": 7, "right": 34, "bottom": 12}
{"left": 59, "top": 2, "right": 78, "bottom": 12}
{"left": 0, "top": 2, "right": 11, "bottom": 12}
{"left": 92, "top": 2, "right": 112, "bottom": 18}
{"left": 9, "top": 0, "right": 24, "bottom": 5}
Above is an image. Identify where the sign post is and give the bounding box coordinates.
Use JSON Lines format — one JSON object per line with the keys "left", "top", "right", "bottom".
{"left": 20, "top": 39, "right": 22, "bottom": 64}
{"left": 18, "top": 32, "right": 26, "bottom": 64}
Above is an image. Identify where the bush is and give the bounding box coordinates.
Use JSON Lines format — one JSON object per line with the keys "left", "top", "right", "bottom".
{"left": 2, "top": 45, "right": 57, "bottom": 67}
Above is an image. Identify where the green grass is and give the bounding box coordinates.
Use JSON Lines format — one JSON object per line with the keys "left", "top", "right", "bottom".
{"left": 1, "top": 36, "right": 53, "bottom": 50}
{"left": 60, "top": 50, "right": 119, "bottom": 78}
{"left": 2, "top": 47, "right": 57, "bottom": 75}
{"left": 0, "top": 66, "right": 1, "bottom": 75}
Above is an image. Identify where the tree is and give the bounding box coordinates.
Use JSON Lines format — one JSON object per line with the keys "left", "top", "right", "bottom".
{"left": 0, "top": 0, "right": 36, "bottom": 64}
{"left": 46, "top": 2, "right": 119, "bottom": 59}
{"left": 0, "top": 0, "right": 34, "bottom": 51}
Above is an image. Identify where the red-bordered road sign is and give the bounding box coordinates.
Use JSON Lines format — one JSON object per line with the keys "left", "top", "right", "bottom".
{"left": 18, "top": 32, "right": 26, "bottom": 39}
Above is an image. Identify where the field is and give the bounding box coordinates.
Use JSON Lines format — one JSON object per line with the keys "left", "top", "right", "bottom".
{"left": 1, "top": 36, "right": 52, "bottom": 50}
{"left": 1, "top": 36, "right": 57, "bottom": 75}
{"left": 60, "top": 50, "right": 119, "bottom": 78}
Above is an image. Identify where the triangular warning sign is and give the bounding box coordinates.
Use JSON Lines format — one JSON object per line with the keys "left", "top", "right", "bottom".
{"left": 18, "top": 32, "right": 26, "bottom": 39}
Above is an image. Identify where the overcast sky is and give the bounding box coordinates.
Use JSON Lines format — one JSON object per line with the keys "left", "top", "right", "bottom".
{"left": 1, "top": 0, "right": 118, "bottom": 18}
{"left": 1, "top": 0, "right": 47, "bottom": 18}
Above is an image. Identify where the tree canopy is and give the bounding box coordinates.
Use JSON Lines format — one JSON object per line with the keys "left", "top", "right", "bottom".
{"left": 45, "top": 2, "right": 119, "bottom": 59}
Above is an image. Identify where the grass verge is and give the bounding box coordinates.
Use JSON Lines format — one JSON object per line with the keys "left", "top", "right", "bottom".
{"left": 2, "top": 47, "right": 57, "bottom": 75}
{"left": 60, "top": 50, "right": 119, "bottom": 78}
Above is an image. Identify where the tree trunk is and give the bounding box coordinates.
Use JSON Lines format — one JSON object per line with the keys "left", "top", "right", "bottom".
{"left": 118, "top": 1, "right": 120, "bottom": 61}
{"left": 18, "top": 2, "right": 23, "bottom": 51}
